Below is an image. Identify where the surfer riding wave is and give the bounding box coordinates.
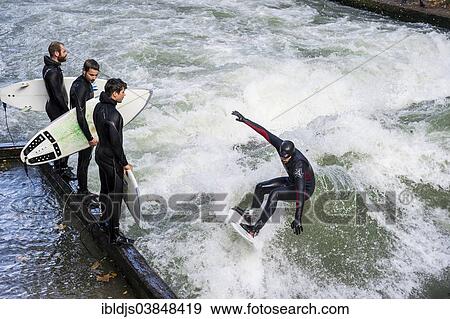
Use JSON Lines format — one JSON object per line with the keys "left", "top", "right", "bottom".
{"left": 232, "top": 111, "right": 315, "bottom": 238}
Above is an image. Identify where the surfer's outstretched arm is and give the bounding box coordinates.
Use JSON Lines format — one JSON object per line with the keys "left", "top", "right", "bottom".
{"left": 291, "top": 161, "right": 309, "bottom": 235}
{"left": 232, "top": 111, "right": 283, "bottom": 150}
{"left": 293, "top": 174, "right": 306, "bottom": 233}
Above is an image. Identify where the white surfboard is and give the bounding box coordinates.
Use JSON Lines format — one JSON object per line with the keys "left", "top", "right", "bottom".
{"left": 20, "top": 88, "right": 152, "bottom": 165}
{"left": 230, "top": 208, "right": 256, "bottom": 245}
{"left": 231, "top": 222, "right": 256, "bottom": 245}
{"left": 0, "top": 77, "right": 107, "bottom": 112}
{"left": 124, "top": 170, "right": 142, "bottom": 227}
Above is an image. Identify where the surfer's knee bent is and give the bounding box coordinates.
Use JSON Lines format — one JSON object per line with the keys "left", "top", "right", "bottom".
{"left": 267, "top": 189, "right": 281, "bottom": 204}
{"left": 255, "top": 182, "right": 266, "bottom": 191}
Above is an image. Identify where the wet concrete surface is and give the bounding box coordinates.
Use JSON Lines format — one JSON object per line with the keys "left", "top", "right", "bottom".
{"left": 0, "top": 160, "right": 135, "bottom": 298}
{"left": 330, "top": 0, "right": 450, "bottom": 29}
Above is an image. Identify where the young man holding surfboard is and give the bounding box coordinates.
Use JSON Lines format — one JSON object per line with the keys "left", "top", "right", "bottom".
{"left": 231, "top": 111, "right": 315, "bottom": 238}
{"left": 69, "top": 59, "right": 100, "bottom": 196}
{"left": 42, "top": 41, "right": 76, "bottom": 180}
{"left": 93, "top": 78, "right": 134, "bottom": 245}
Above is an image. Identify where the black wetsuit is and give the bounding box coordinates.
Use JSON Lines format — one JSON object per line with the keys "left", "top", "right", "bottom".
{"left": 70, "top": 75, "right": 95, "bottom": 192}
{"left": 242, "top": 118, "right": 315, "bottom": 231}
{"left": 42, "top": 55, "right": 69, "bottom": 171}
{"left": 93, "top": 92, "right": 128, "bottom": 239}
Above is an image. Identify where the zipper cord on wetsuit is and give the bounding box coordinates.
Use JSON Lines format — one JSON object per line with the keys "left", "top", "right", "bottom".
{"left": 2, "top": 102, "right": 15, "bottom": 146}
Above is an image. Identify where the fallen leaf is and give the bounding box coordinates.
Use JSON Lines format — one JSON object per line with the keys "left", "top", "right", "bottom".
{"left": 90, "top": 261, "right": 101, "bottom": 270}
{"left": 16, "top": 255, "right": 29, "bottom": 263}
{"left": 96, "top": 274, "right": 111, "bottom": 282}
{"left": 56, "top": 223, "right": 66, "bottom": 231}
{"left": 96, "top": 272, "right": 118, "bottom": 282}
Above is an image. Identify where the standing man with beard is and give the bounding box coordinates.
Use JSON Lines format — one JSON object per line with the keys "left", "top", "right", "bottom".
{"left": 93, "top": 78, "right": 134, "bottom": 245}
{"left": 70, "top": 59, "right": 100, "bottom": 196}
{"left": 42, "top": 41, "right": 76, "bottom": 180}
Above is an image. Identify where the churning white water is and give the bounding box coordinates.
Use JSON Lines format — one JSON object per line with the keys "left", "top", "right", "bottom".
{"left": 1, "top": 0, "right": 449, "bottom": 298}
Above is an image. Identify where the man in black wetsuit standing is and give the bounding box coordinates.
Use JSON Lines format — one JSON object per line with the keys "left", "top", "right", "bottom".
{"left": 93, "top": 78, "right": 133, "bottom": 245}
{"left": 69, "top": 59, "right": 100, "bottom": 196}
{"left": 42, "top": 41, "right": 76, "bottom": 180}
{"left": 232, "top": 111, "right": 315, "bottom": 238}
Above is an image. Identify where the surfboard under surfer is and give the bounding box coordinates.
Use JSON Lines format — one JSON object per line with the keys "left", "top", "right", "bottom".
{"left": 231, "top": 111, "right": 315, "bottom": 238}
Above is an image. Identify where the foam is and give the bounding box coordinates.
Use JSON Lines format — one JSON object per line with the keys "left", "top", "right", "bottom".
{"left": 2, "top": 0, "right": 449, "bottom": 298}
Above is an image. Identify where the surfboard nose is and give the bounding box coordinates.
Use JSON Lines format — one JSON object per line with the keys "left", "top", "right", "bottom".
{"left": 20, "top": 149, "right": 26, "bottom": 163}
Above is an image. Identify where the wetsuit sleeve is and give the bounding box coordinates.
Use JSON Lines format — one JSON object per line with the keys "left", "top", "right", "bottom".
{"left": 45, "top": 70, "right": 68, "bottom": 114}
{"left": 294, "top": 163, "right": 306, "bottom": 224}
{"left": 105, "top": 121, "right": 128, "bottom": 167}
{"left": 71, "top": 83, "right": 93, "bottom": 142}
{"left": 242, "top": 118, "right": 283, "bottom": 151}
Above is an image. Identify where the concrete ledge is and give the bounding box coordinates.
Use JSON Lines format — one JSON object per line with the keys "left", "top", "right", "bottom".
{"left": 39, "top": 162, "right": 177, "bottom": 299}
{"left": 0, "top": 143, "right": 177, "bottom": 299}
{"left": 330, "top": 0, "right": 450, "bottom": 29}
{"left": 0, "top": 142, "right": 25, "bottom": 160}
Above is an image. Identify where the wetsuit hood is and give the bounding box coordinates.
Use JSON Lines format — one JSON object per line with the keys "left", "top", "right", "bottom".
{"left": 44, "top": 55, "right": 61, "bottom": 67}
{"left": 280, "top": 140, "right": 295, "bottom": 158}
{"left": 99, "top": 91, "right": 117, "bottom": 106}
